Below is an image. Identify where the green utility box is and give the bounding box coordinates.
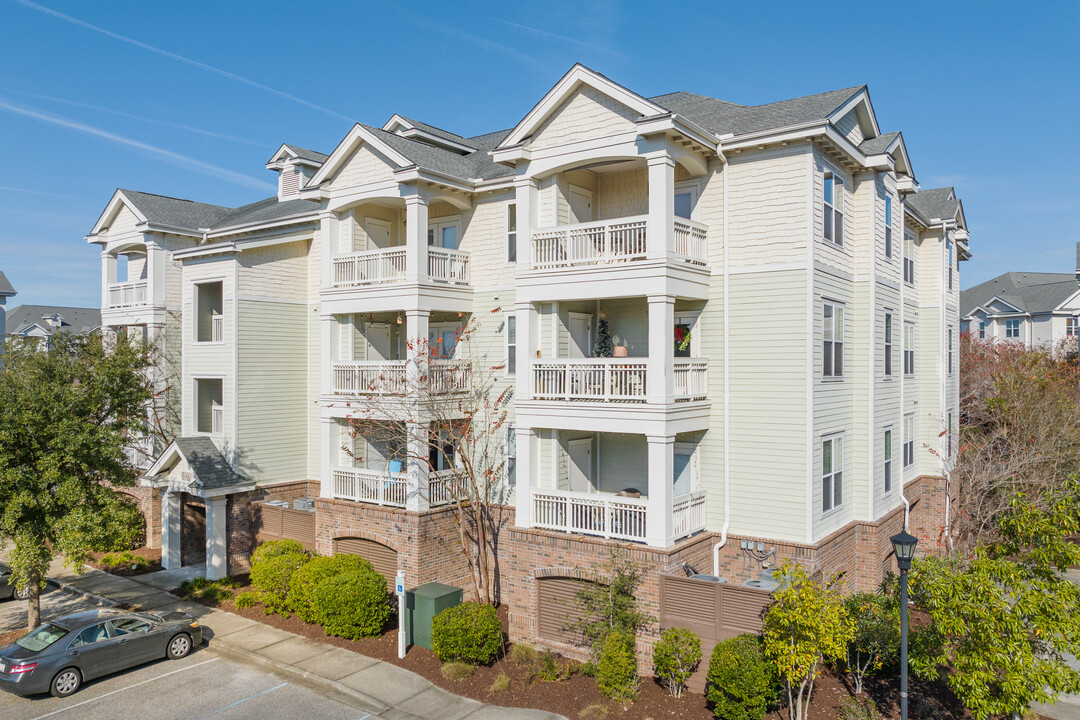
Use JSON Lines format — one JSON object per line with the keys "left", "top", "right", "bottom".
{"left": 405, "top": 582, "right": 462, "bottom": 650}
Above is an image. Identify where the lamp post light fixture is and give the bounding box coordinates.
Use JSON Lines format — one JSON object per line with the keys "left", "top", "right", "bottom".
{"left": 891, "top": 529, "right": 919, "bottom": 720}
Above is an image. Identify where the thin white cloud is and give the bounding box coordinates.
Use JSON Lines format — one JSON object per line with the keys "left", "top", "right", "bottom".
{"left": 487, "top": 18, "right": 628, "bottom": 60}
{"left": 0, "top": 88, "right": 265, "bottom": 147}
{"left": 0, "top": 98, "right": 275, "bottom": 192}
{"left": 13, "top": 0, "right": 352, "bottom": 122}
{"left": 0, "top": 185, "right": 77, "bottom": 198}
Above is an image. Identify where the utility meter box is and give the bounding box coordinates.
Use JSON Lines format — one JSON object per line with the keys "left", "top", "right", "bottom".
{"left": 405, "top": 582, "right": 462, "bottom": 651}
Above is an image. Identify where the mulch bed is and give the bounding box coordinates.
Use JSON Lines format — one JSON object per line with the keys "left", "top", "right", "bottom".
{"left": 177, "top": 578, "right": 1050, "bottom": 720}
{"left": 88, "top": 547, "right": 162, "bottom": 577}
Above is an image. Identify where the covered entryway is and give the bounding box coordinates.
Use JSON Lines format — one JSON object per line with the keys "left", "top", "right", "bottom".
{"left": 334, "top": 537, "right": 397, "bottom": 591}
{"left": 537, "top": 576, "right": 590, "bottom": 647}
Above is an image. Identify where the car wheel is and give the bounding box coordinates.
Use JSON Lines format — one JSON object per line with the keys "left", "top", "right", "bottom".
{"left": 13, "top": 586, "right": 30, "bottom": 601}
{"left": 51, "top": 668, "right": 81, "bottom": 698}
{"left": 167, "top": 633, "right": 192, "bottom": 659}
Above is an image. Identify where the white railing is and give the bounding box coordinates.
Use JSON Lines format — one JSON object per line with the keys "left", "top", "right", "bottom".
{"left": 430, "top": 468, "right": 459, "bottom": 507}
{"left": 532, "top": 490, "right": 648, "bottom": 541}
{"left": 331, "top": 466, "right": 408, "bottom": 506}
{"left": 332, "top": 361, "right": 407, "bottom": 395}
{"left": 673, "top": 359, "right": 708, "bottom": 401}
{"left": 211, "top": 314, "right": 224, "bottom": 343}
{"left": 531, "top": 216, "right": 648, "bottom": 269}
{"left": 332, "top": 248, "right": 407, "bottom": 287}
{"left": 673, "top": 218, "right": 708, "bottom": 265}
{"left": 672, "top": 490, "right": 707, "bottom": 540}
{"left": 211, "top": 405, "right": 223, "bottom": 435}
{"left": 107, "top": 281, "right": 148, "bottom": 308}
{"left": 428, "top": 248, "right": 471, "bottom": 285}
{"left": 532, "top": 359, "right": 647, "bottom": 402}
{"left": 430, "top": 359, "right": 471, "bottom": 394}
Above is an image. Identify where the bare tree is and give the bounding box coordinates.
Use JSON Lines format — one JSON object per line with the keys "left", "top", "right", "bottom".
{"left": 344, "top": 311, "right": 513, "bottom": 604}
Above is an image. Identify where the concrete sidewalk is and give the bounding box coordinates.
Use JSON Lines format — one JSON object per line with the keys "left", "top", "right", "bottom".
{"left": 45, "top": 562, "right": 564, "bottom": 720}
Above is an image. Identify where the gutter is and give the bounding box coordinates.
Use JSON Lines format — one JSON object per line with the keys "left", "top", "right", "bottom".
{"left": 714, "top": 153, "right": 731, "bottom": 577}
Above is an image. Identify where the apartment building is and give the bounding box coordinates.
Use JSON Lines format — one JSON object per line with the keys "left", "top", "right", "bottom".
{"left": 86, "top": 65, "right": 966, "bottom": 653}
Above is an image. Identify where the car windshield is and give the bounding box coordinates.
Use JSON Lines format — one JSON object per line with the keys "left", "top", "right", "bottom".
{"left": 15, "top": 623, "right": 69, "bottom": 652}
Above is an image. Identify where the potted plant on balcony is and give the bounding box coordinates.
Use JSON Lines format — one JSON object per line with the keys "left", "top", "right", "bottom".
{"left": 674, "top": 324, "right": 692, "bottom": 358}
{"left": 594, "top": 315, "right": 614, "bottom": 358}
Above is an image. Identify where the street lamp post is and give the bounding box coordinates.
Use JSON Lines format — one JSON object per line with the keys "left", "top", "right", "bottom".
{"left": 891, "top": 529, "right": 919, "bottom": 720}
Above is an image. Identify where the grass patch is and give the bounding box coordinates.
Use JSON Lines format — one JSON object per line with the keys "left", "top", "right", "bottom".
{"left": 99, "top": 551, "right": 154, "bottom": 570}
{"left": 579, "top": 703, "right": 608, "bottom": 720}
{"left": 488, "top": 671, "right": 510, "bottom": 693}
{"left": 179, "top": 576, "right": 240, "bottom": 603}
{"left": 440, "top": 661, "right": 476, "bottom": 681}
{"left": 509, "top": 643, "right": 540, "bottom": 667}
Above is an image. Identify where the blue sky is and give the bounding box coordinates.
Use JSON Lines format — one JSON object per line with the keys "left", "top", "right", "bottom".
{"left": 1, "top": 0, "right": 1077, "bottom": 307}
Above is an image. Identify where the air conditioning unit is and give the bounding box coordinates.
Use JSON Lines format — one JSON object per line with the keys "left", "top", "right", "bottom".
{"left": 293, "top": 497, "right": 315, "bottom": 511}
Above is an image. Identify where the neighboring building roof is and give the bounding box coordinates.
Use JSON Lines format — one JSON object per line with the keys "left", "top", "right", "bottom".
{"left": 171, "top": 437, "right": 250, "bottom": 490}
{"left": 960, "top": 272, "right": 1078, "bottom": 317}
{"left": 0, "top": 270, "right": 15, "bottom": 296}
{"left": 907, "top": 187, "right": 959, "bottom": 221}
{"left": 282, "top": 144, "right": 328, "bottom": 164}
{"left": 5, "top": 305, "right": 101, "bottom": 336}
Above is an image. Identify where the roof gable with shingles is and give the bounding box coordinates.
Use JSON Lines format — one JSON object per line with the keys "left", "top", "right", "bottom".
{"left": 907, "top": 187, "right": 959, "bottom": 222}
{"left": 0, "top": 270, "right": 15, "bottom": 296}
{"left": 5, "top": 305, "right": 100, "bottom": 336}
{"left": 961, "top": 272, "right": 1079, "bottom": 317}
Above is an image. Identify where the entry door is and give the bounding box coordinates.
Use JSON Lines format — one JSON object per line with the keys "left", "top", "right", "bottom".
{"left": 110, "top": 617, "right": 160, "bottom": 669}
{"left": 569, "top": 187, "right": 593, "bottom": 224}
{"left": 66, "top": 623, "right": 120, "bottom": 680}
{"left": 568, "top": 439, "right": 593, "bottom": 493}
{"left": 428, "top": 221, "right": 459, "bottom": 250}
{"left": 429, "top": 327, "right": 458, "bottom": 358}
{"left": 674, "top": 182, "right": 699, "bottom": 220}
{"left": 367, "top": 323, "right": 392, "bottom": 361}
{"left": 364, "top": 218, "right": 391, "bottom": 250}
{"left": 673, "top": 453, "right": 693, "bottom": 497}
{"left": 568, "top": 313, "right": 592, "bottom": 359}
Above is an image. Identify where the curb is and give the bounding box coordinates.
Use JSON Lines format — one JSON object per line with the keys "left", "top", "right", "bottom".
{"left": 46, "top": 576, "right": 121, "bottom": 609}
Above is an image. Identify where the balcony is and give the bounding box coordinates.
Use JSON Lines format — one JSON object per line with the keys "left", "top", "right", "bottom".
{"left": 530, "top": 216, "right": 707, "bottom": 270}
{"left": 331, "top": 360, "right": 470, "bottom": 396}
{"left": 532, "top": 489, "right": 706, "bottom": 543}
{"left": 107, "top": 281, "right": 148, "bottom": 308}
{"left": 428, "top": 248, "right": 471, "bottom": 285}
{"left": 331, "top": 466, "right": 457, "bottom": 508}
{"left": 331, "top": 246, "right": 472, "bottom": 289}
{"left": 531, "top": 359, "right": 707, "bottom": 403}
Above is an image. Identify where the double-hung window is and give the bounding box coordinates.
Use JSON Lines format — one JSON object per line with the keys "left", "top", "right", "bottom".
{"left": 946, "top": 239, "right": 954, "bottom": 291}
{"left": 823, "top": 172, "right": 844, "bottom": 246}
{"left": 506, "top": 203, "right": 517, "bottom": 263}
{"left": 822, "top": 434, "right": 843, "bottom": 513}
{"left": 823, "top": 302, "right": 845, "bottom": 378}
{"left": 883, "top": 427, "right": 893, "bottom": 493}
{"left": 948, "top": 328, "right": 954, "bottom": 374}
{"left": 504, "top": 313, "right": 517, "bottom": 376}
{"left": 884, "top": 196, "right": 893, "bottom": 259}
{"left": 1005, "top": 319, "right": 1021, "bottom": 338}
{"left": 903, "top": 414, "right": 915, "bottom": 468}
{"left": 978, "top": 321, "right": 986, "bottom": 339}
{"left": 1067, "top": 317, "right": 1078, "bottom": 337}
{"left": 505, "top": 427, "right": 516, "bottom": 487}
{"left": 903, "top": 322, "right": 915, "bottom": 376}
{"left": 903, "top": 232, "right": 916, "bottom": 284}
{"left": 884, "top": 311, "right": 894, "bottom": 378}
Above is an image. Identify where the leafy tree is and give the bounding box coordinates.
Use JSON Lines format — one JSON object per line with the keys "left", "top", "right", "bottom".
{"left": 653, "top": 627, "right": 701, "bottom": 698}
{"left": 572, "top": 549, "right": 652, "bottom": 654}
{"left": 843, "top": 591, "right": 899, "bottom": 694}
{"left": 762, "top": 563, "right": 854, "bottom": 720}
{"left": 908, "top": 478, "right": 1080, "bottom": 720}
{"left": 0, "top": 334, "right": 151, "bottom": 628}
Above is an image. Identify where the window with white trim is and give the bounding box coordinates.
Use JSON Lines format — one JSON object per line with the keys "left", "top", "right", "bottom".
{"left": 506, "top": 203, "right": 517, "bottom": 263}
{"left": 194, "top": 377, "right": 223, "bottom": 435}
{"left": 948, "top": 327, "right": 954, "bottom": 374}
{"left": 884, "top": 427, "right": 893, "bottom": 493}
{"left": 1067, "top": 318, "right": 1079, "bottom": 337}
{"left": 903, "top": 414, "right": 915, "bottom": 468}
{"left": 946, "top": 239, "right": 954, "bottom": 290}
{"left": 947, "top": 411, "right": 954, "bottom": 458}
{"left": 884, "top": 196, "right": 893, "bottom": 259}
{"left": 195, "top": 281, "right": 223, "bottom": 343}
{"left": 504, "top": 313, "right": 517, "bottom": 376}
{"left": 822, "top": 434, "right": 844, "bottom": 513}
{"left": 978, "top": 321, "right": 986, "bottom": 339}
{"left": 506, "top": 426, "right": 516, "bottom": 487}
{"left": 1005, "top": 319, "right": 1021, "bottom": 338}
{"left": 884, "top": 311, "right": 894, "bottom": 378}
{"left": 823, "top": 301, "right": 844, "bottom": 378}
{"left": 823, "top": 172, "right": 844, "bottom": 246}
{"left": 904, "top": 322, "right": 915, "bottom": 376}
{"left": 903, "top": 231, "right": 916, "bottom": 285}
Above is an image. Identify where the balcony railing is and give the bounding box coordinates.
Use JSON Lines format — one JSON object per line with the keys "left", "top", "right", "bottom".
{"left": 429, "top": 468, "right": 459, "bottom": 507}
{"left": 331, "top": 465, "right": 458, "bottom": 508}
{"left": 331, "top": 359, "right": 471, "bottom": 396}
{"left": 533, "top": 489, "right": 648, "bottom": 541}
{"left": 428, "top": 248, "right": 471, "bottom": 285}
{"left": 673, "top": 359, "right": 708, "bottom": 401}
{"left": 107, "top": 281, "right": 148, "bottom": 308}
{"left": 332, "top": 248, "right": 406, "bottom": 287}
{"left": 533, "top": 359, "right": 647, "bottom": 402}
{"left": 530, "top": 216, "right": 708, "bottom": 269}
{"left": 672, "top": 490, "right": 707, "bottom": 540}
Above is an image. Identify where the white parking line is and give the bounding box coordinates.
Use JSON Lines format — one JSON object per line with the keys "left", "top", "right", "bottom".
{"left": 28, "top": 657, "right": 219, "bottom": 720}
{"left": 189, "top": 681, "right": 286, "bottom": 719}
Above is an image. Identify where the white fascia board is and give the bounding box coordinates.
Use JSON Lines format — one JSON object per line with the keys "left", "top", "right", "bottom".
{"left": 144, "top": 440, "right": 183, "bottom": 478}
{"left": 397, "top": 127, "right": 477, "bottom": 154}
{"left": 174, "top": 225, "right": 316, "bottom": 260}
{"left": 887, "top": 134, "right": 914, "bottom": 178}
{"left": 717, "top": 121, "right": 825, "bottom": 151}
{"left": 634, "top": 115, "right": 720, "bottom": 154}
{"left": 491, "top": 145, "right": 531, "bottom": 166}
{"left": 896, "top": 176, "right": 920, "bottom": 195}
{"left": 499, "top": 64, "right": 668, "bottom": 149}
{"left": 986, "top": 296, "right": 1024, "bottom": 313}
{"left": 472, "top": 176, "right": 516, "bottom": 193}
{"left": 864, "top": 153, "right": 895, "bottom": 171}
{"left": 392, "top": 167, "right": 475, "bottom": 193}
{"left": 308, "top": 124, "right": 412, "bottom": 187}
{"left": 204, "top": 211, "right": 319, "bottom": 239}
{"left": 265, "top": 142, "right": 299, "bottom": 168}
{"left": 902, "top": 202, "right": 930, "bottom": 228}
{"left": 89, "top": 189, "right": 149, "bottom": 237}
{"left": 140, "top": 224, "right": 203, "bottom": 239}
{"left": 826, "top": 88, "right": 881, "bottom": 138}
{"left": 1054, "top": 288, "right": 1080, "bottom": 311}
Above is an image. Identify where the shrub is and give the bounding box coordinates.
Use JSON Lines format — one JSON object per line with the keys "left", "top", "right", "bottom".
{"left": 573, "top": 550, "right": 651, "bottom": 655}
{"left": 250, "top": 552, "right": 309, "bottom": 615}
{"left": 653, "top": 627, "right": 702, "bottom": 698}
{"left": 535, "top": 650, "right": 573, "bottom": 682}
{"left": 289, "top": 555, "right": 372, "bottom": 623}
{"left": 431, "top": 602, "right": 503, "bottom": 665}
{"left": 179, "top": 576, "right": 240, "bottom": 604}
{"left": 311, "top": 566, "right": 392, "bottom": 639}
{"left": 250, "top": 539, "right": 307, "bottom": 568}
{"left": 838, "top": 696, "right": 883, "bottom": 720}
{"left": 596, "top": 631, "right": 639, "bottom": 707}
{"left": 99, "top": 551, "right": 154, "bottom": 570}
{"left": 844, "top": 592, "right": 899, "bottom": 694}
{"left": 489, "top": 671, "right": 510, "bottom": 692}
{"left": 706, "top": 634, "right": 779, "bottom": 720}
{"left": 234, "top": 591, "right": 261, "bottom": 609}
{"left": 509, "top": 643, "right": 540, "bottom": 667}
{"left": 440, "top": 661, "right": 476, "bottom": 681}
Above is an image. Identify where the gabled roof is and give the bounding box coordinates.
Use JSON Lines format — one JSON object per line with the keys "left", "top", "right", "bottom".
{"left": 961, "top": 272, "right": 1078, "bottom": 317}
{"left": 143, "top": 436, "right": 251, "bottom": 494}
{"left": 266, "top": 143, "right": 329, "bottom": 168}
{"left": 0, "top": 270, "right": 15, "bottom": 296}
{"left": 5, "top": 305, "right": 100, "bottom": 336}
{"left": 383, "top": 115, "right": 479, "bottom": 154}
{"left": 907, "top": 187, "right": 960, "bottom": 222}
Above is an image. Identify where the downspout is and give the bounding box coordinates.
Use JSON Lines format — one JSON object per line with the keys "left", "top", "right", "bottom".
{"left": 899, "top": 206, "right": 909, "bottom": 529}
{"left": 940, "top": 225, "right": 951, "bottom": 548}
{"left": 713, "top": 155, "right": 731, "bottom": 577}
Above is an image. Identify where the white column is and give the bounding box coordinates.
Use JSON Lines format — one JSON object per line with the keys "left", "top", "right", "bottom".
{"left": 515, "top": 301, "right": 537, "bottom": 402}
{"left": 405, "top": 309, "right": 431, "bottom": 513}
{"left": 319, "top": 213, "right": 338, "bottom": 289}
{"left": 514, "top": 427, "right": 536, "bottom": 527}
{"left": 341, "top": 208, "right": 357, "bottom": 253}
{"left": 646, "top": 154, "right": 675, "bottom": 260}
{"left": 101, "top": 252, "right": 117, "bottom": 308}
{"left": 405, "top": 194, "right": 429, "bottom": 284}
{"left": 646, "top": 434, "right": 676, "bottom": 547}
{"left": 406, "top": 421, "right": 431, "bottom": 513}
{"left": 147, "top": 242, "right": 166, "bottom": 307}
{"left": 647, "top": 295, "right": 676, "bottom": 404}
{"left": 161, "top": 490, "right": 181, "bottom": 570}
{"left": 514, "top": 177, "right": 538, "bottom": 273}
{"left": 320, "top": 417, "right": 337, "bottom": 498}
{"left": 321, "top": 314, "right": 335, "bottom": 395}
{"left": 204, "top": 496, "right": 228, "bottom": 580}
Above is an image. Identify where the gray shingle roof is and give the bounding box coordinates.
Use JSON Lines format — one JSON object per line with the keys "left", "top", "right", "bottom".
{"left": 907, "top": 187, "right": 959, "bottom": 221}
{"left": 961, "top": 272, "right": 1078, "bottom": 317}
{"left": 172, "top": 437, "right": 249, "bottom": 490}
{"left": 362, "top": 124, "right": 514, "bottom": 181}
{"left": 5, "top": 305, "right": 100, "bottom": 336}
{"left": 0, "top": 271, "right": 15, "bottom": 296}
{"left": 114, "top": 189, "right": 320, "bottom": 235}
{"left": 283, "top": 144, "right": 328, "bottom": 164}
{"left": 860, "top": 131, "right": 900, "bottom": 155}
{"left": 395, "top": 116, "right": 477, "bottom": 149}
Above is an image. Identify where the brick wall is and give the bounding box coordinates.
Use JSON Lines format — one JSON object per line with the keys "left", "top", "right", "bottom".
{"left": 225, "top": 480, "right": 321, "bottom": 575}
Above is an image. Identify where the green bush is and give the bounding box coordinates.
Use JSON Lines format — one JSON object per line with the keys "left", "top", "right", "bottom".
{"left": 99, "top": 551, "right": 154, "bottom": 570}
{"left": 653, "top": 627, "right": 702, "bottom": 698}
{"left": 431, "top": 602, "right": 503, "bottom": 665}
{"left": 234, "top": 591, "right": 261, "bottom": 609}
{"left": 706, "top": 634, "right": 779, "bottom": 720}
{"left": 250, "top": 539, "right": 307, "bottom": 568}
{"left": 596, "top": 631, "right": 639, "bottom": 706}
{"left": 311, "top": 566, "right": 392, "bottom": 639}
{"left": 179, "top": 576, "right": 240, "bottom": 604}
{"left": 289, "top": 555, "right": 372, "bottom": 623}
{"left": 250, "top": 551, "right": 309, "bottom": 615}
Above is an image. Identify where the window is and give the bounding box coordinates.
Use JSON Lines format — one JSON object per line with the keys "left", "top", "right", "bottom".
{"left": 70, "top": 623, "right": 111, "bottom": 649}
{"left": 506, "top": 427, "right": 516, "bottom": 487}
{"left": 110, "top": 617, "right": 151, "bottom": 636}
{"left": 1067, "top": 318, "right": 1079, "bottom": 337}
{"left": 427, "top": 219, "right": 460, "bottom": 249}
{"left": 904, "top": 322, "right": 915, "bottom": 376}
{"left": 903, "top": 414, "right": 915, "bottom": 468}
{"left": 195, "top": 281, "right": 224, "bottom": 343}
{"left": 823, "top": 172, "right": 844, "bottom": 246}
{"left": 1006, "top": 319, "right": 1020, "bottom": 338}
{"left": 947, "top": 411, "right": 953, "bottom": 458}
{"left": 823, "top": 302, "right": 844, "bottom": 378}
{"left": 948, "top": 328, "right": 954, "bottom": 374}
{"left": 506, "top": 203, "right": 517, "bottom": 263}
{"left": 822, "top": 435, "right": 844, "bottom": 513}
{"left": 884, "top": 196, "right": 893, "bottom": 259}
{"left": 884, "top": 311, "right": 894, "bottom": 378}
{"left": 505, "top": 314, "right": 517, "bottom": 376}
{"left": 903, "top": 232, "right": 916, "bottom": 284}
{"left": 884, "top": 427, "right": 893, "bottom": 493}
{"left": 946, "top": 239, "right": 954, "bottom": 290}
{"left": 195, "top": 378, "right": 223, "bottom": 435}
{"left": 978, "top": 321, "right": 986, "bottom": 339}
